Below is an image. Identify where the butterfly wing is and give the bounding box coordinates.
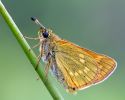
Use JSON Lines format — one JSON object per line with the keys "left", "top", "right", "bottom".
{"left": 80, "top": 46, "right": 117, "bottom": 84}
{"left": 54, "top": 40, "right": 117, "bottom": 92}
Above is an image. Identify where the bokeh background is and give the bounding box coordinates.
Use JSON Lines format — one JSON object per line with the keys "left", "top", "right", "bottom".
{"left": 0, "top": 0, "right": 125, "bottom": 100}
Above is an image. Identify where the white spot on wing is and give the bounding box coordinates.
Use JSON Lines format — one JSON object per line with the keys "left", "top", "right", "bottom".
{"left": 80, "top": 59, "right": 85, "bottom": 63}
{"left": 84, "top": 67, "right": 90, "bottom": 73}
{"left": 69, "top": 71, "right": 74, "bottom": 76}
{"left": 78, "top": 70, "right": 83, "bottom": 74}
{"left": 74, "top": 72, "right": 78, "bottom": 76}
{"left": 79, "top": 54, "right": 84, "bottom": 58}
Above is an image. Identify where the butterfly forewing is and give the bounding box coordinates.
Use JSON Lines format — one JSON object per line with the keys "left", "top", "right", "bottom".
{"left": 80, "top": 47, "right": 116, "bottom": 83}
{"left": 54, "top": 40, "right": 116, "bottom": 92}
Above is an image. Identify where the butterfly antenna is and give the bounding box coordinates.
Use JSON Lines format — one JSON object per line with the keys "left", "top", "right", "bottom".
{"left": 31, "top": 17, "right": 46, "bottom": 29}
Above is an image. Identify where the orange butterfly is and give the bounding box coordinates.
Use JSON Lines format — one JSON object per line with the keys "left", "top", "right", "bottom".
{"left": 26, "top": 17, "right": 117, "bottom": 93}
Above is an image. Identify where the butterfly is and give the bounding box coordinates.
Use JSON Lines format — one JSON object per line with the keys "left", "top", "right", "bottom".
{"left": 26, "top": 17, "right": 117, "bottom": 93}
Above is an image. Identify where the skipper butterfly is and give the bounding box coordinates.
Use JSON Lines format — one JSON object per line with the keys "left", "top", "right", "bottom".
{"left": 25, "top": 17, "right": 117, "bottom": 93}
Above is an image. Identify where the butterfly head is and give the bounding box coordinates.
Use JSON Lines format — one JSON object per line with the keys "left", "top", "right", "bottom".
{"left": 31, "top": 17, "right": 51, "bottom": 39}
{"left": 31, "top": 17, "right": 60, "bottom": 41}
{"left": 39, "top": 28, "right": 49, "bottom": 38}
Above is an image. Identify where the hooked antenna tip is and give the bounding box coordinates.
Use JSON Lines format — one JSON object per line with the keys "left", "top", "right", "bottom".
{"left": 31, "top": 17, "right": 36, "bottom": 22}
{"left": 30, "top": 16, "right": 46, "bottom": 29}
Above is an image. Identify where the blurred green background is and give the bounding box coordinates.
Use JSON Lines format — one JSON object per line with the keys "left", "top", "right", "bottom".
{"left": 0, "top": 0, "right": 124, "bottom": 100}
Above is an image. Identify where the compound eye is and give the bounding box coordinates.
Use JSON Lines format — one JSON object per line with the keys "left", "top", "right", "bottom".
{"left": 42, "top": 30, "right": 49, "bottom": 38}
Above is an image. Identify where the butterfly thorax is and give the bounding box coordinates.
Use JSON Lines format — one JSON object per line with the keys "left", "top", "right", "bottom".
{"left": 39, "top": 30, "right": 60, "bottom": 63}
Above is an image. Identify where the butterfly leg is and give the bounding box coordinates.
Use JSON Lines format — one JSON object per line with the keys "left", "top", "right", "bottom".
{"left": 23, "top": 35, "right": 40, "bottom": 40}
{"left": 35, "top": 41, "right": 45, "bottom": 69}
{"left": 35, "top": 54, "right": 41, "bottom": 70}
{"left": 23, "top": 35, "right": 43, "bottom": 51}
{"left": 28, "top": 42, "right": 41, "bottom": 52}
{"left": 35, "top": 44, "right": 44, "bottom": 70}
{"left": 45, "top": 59, "right": 52, "bottom": 78}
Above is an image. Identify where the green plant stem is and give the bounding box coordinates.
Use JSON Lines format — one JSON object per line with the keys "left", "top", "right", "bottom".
{"left": 0, "top": 1, "right": 63, "bottom": 100}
